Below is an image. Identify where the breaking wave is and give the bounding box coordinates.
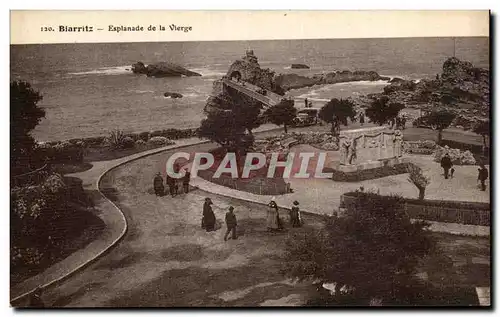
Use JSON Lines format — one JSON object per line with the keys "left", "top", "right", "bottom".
{"left": 68, "top": 65, "right": 131, "bottom": 76}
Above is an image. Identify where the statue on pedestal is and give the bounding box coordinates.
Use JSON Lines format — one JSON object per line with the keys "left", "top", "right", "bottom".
{"left": 340, "top": 137, "right": 352, "bottom": 165}
{"left": 348, "top": 137, "right": 358, "bottom": 165}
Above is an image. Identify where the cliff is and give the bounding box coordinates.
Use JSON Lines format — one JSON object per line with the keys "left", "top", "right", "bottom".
{"left": 132, "top": 61, "right": 201, "bottom": 77}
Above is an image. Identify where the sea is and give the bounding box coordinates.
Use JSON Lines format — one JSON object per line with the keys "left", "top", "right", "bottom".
{"left": 10, "top": 37, "right": 489, "bottom": 142}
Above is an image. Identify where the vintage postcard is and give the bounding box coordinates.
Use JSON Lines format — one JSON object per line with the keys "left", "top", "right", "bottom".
{"left": 9, "top": 10, "right": 490, "bottom": 307}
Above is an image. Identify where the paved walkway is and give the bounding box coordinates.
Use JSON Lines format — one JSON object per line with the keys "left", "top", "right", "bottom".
{"left": 10, "top": 124, "right": 283, "bottom": 304}
{"left": 11, "top": 125, "right": 490, "bottom": 305}
{"left": 10, "top": 137, "right": 209, "bottom": 304}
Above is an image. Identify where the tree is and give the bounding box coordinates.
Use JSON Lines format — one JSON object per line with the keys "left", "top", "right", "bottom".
{"left": 407, "top": 164, "right": 430, "bottom": 200}
{"left": 11, "top": 81, "right": 45, "bottom": 174}
{"left": 199, "top": 91, "right": 258, "bottom": 153}
{"left": 425, "top": 110, "right": 456, "bottom": 144}
{"left": 473, "top": 119, "right": 490, "bottom": 155}
{"left": 282, "top": 192, "right": 434, "bottom": 305}
{"left": 318, "top": 98, "right": 357, "bottom": 142}
{"left": 264, "top": 99, "right": 297, "bottom": 133}
{"left": 365, "top": 96, "right": 404, "bottom": 126}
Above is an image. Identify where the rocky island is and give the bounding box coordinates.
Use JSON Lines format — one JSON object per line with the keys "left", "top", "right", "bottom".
{"left": 131, "top": 61, "right": 201, "bottom": 77}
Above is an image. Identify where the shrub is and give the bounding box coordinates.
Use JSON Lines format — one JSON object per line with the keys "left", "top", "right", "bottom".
{"left": 407, "top": 164, "right": 430, "bottom": 200}
{"left": 320, "top": 142, "right": 339, "bottom": 151}
{"left": 135, "top": 139, "right": 147, "bottom": 146}
{"left": 148, "top": 136, "right": 173, "bottom": 146}
{"left": 106, "top": 129, "right": 127, "bottom": 149}
{"left": 121, "top": 136, "right": 135, "bottom": 149}
{"left": 329, "top": 163, "right": 412, "bottom": 182}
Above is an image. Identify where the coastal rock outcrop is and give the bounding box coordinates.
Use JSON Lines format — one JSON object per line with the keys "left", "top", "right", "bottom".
{"left": 275, "top": 70, "right": 389, "bottom": 91}
{"left": 131, "top": 61, "right": 201, "bottom": 77}
{"left": 164, "top": 92, "right": 183, "bottom": 98}
{"left": 226, "top": 50, "right": 285, "bottom": 95}
{"left": 360, "top": 57, "right": 490, "bottom": 129}
{"left": 291, "top": 63, "right": 310, "bottom": 69}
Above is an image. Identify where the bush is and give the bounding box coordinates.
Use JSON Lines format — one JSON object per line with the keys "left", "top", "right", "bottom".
{"left": 135, "top": 139, "right": 147, "bottom": 146}
{"left": 121, "top": 136, "right": 135, "bottom": 149}
{"left": 106, "top": 129, "right": 127, "bottom": 149}
{"left": 148, "top": 136, "right": 173, "bottom": 146}
{"left": 329, "top": 163, "right": 412, "bottom": 182}
{"left": 433, "top": 146, "right": 476, "bottom": 165}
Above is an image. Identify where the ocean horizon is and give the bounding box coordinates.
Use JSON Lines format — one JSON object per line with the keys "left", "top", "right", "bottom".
{"left": 10, "top": 37, "right": 489, "bottom": 142}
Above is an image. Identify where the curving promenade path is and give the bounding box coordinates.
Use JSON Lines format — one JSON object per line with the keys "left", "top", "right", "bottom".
{"left": 11, "top": 128, "right": 490, "bottom": 306}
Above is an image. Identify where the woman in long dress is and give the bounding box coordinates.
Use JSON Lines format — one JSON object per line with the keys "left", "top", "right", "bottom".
{"left": 267, "top": 198, "right": 282, "bottom": 232}
{"left": 202, "top": 198, "right": 216, "bottom": 232}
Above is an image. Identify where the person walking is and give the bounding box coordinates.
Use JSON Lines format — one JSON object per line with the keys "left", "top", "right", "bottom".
{"left": 166, "top": 173, "right": 176, "bottom": 196}
{"left": 304, "top": 98, "right": 308, "bottom": 108}
{"left": 440, "top": 153, "right": 453, "bottom": 179}
{"left": 224, "top": 206, "right": 238, "bottom": 241}
{"left": 267, "top": 198, "right": 283, "bottom": 232}
{"left": 266, "top": 198, "right": 280, "bottom": 232}
{"left": 478, "top": 164, "right": 489, "bottom": 191}
{"left": 153, "top": 172, "right": 164, "bottom": 196}
{"left": 183, "top": 170, "right": 191, "bottom": 194}
{"left": 202, "top": 198, "right": 216, "bottom": 232}
{"left": 359, "top": 112, "right": 365, "bottom": 126}
{"left": 290, "top": 200, "right": 302, "bottom": 228}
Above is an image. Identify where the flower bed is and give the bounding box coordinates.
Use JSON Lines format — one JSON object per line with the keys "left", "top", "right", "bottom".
{"left": 11, "top": 173, "right": 104, "bottom": 284}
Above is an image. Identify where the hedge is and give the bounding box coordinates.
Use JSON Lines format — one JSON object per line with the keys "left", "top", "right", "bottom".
{"left": 342, "top": 191, "right": 490, "bottom": 226}
{"left": 328, "top": 162, "right": 413, "bottom": 182}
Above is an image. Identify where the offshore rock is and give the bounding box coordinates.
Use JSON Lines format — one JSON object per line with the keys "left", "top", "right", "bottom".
{"left": 275, "top": 70, "right": 389, "bottom": 91}
{"left": 291, "top": 63, "right": 310, "bottom": 69}
{"left": 131, "top": 61, "right": 201, "bottom": 77}
{"left": 164, "top": 92, "right": 183, "bottom": 98}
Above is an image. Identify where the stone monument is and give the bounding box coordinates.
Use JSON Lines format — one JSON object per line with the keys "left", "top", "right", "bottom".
{"left": 336, "top": 126, "right": 408, "bottom": 173}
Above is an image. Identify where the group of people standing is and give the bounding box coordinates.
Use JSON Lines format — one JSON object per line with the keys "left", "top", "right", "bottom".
{"left": 266, "top": 197, "right": 302, "bottom": 232}
{"left": 153, "top": 164, "right": 191, "bottom": 197}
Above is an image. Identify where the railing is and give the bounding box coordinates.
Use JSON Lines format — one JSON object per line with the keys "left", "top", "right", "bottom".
{"left": 340, "top": 193, "right": 490, "bottom": 226}
{"left": 222, "top": 79, "right": 281, "bottom": 108}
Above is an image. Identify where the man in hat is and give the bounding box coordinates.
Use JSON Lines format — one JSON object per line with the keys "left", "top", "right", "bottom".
{"left": 182, "top": 169, "right": 191, "bottom": 194}
{"left": 440, "top": 153, "right": 453, "bottom": 179}
{"left": 153, "top": 172, "right": 164, "bottom": 196}
{"left": 477, "top": 163, "right": 489, "bottom": 191}
{"left": 224, "top": 206, "right": 238, "bottom": 241}
{"left": 290, "top": 200, "right": 302, "bottom": 227}
{"left": 202, "top": 198, "right": 216, "bottom": 232}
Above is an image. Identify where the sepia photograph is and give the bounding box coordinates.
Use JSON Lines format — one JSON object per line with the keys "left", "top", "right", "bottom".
{"left": 9, "top": 10, "right": 491, "bottom": 308}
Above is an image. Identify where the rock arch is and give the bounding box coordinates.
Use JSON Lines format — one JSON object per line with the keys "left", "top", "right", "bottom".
{"left": 229, "top": 71, "right": 242, "bottom": 81}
